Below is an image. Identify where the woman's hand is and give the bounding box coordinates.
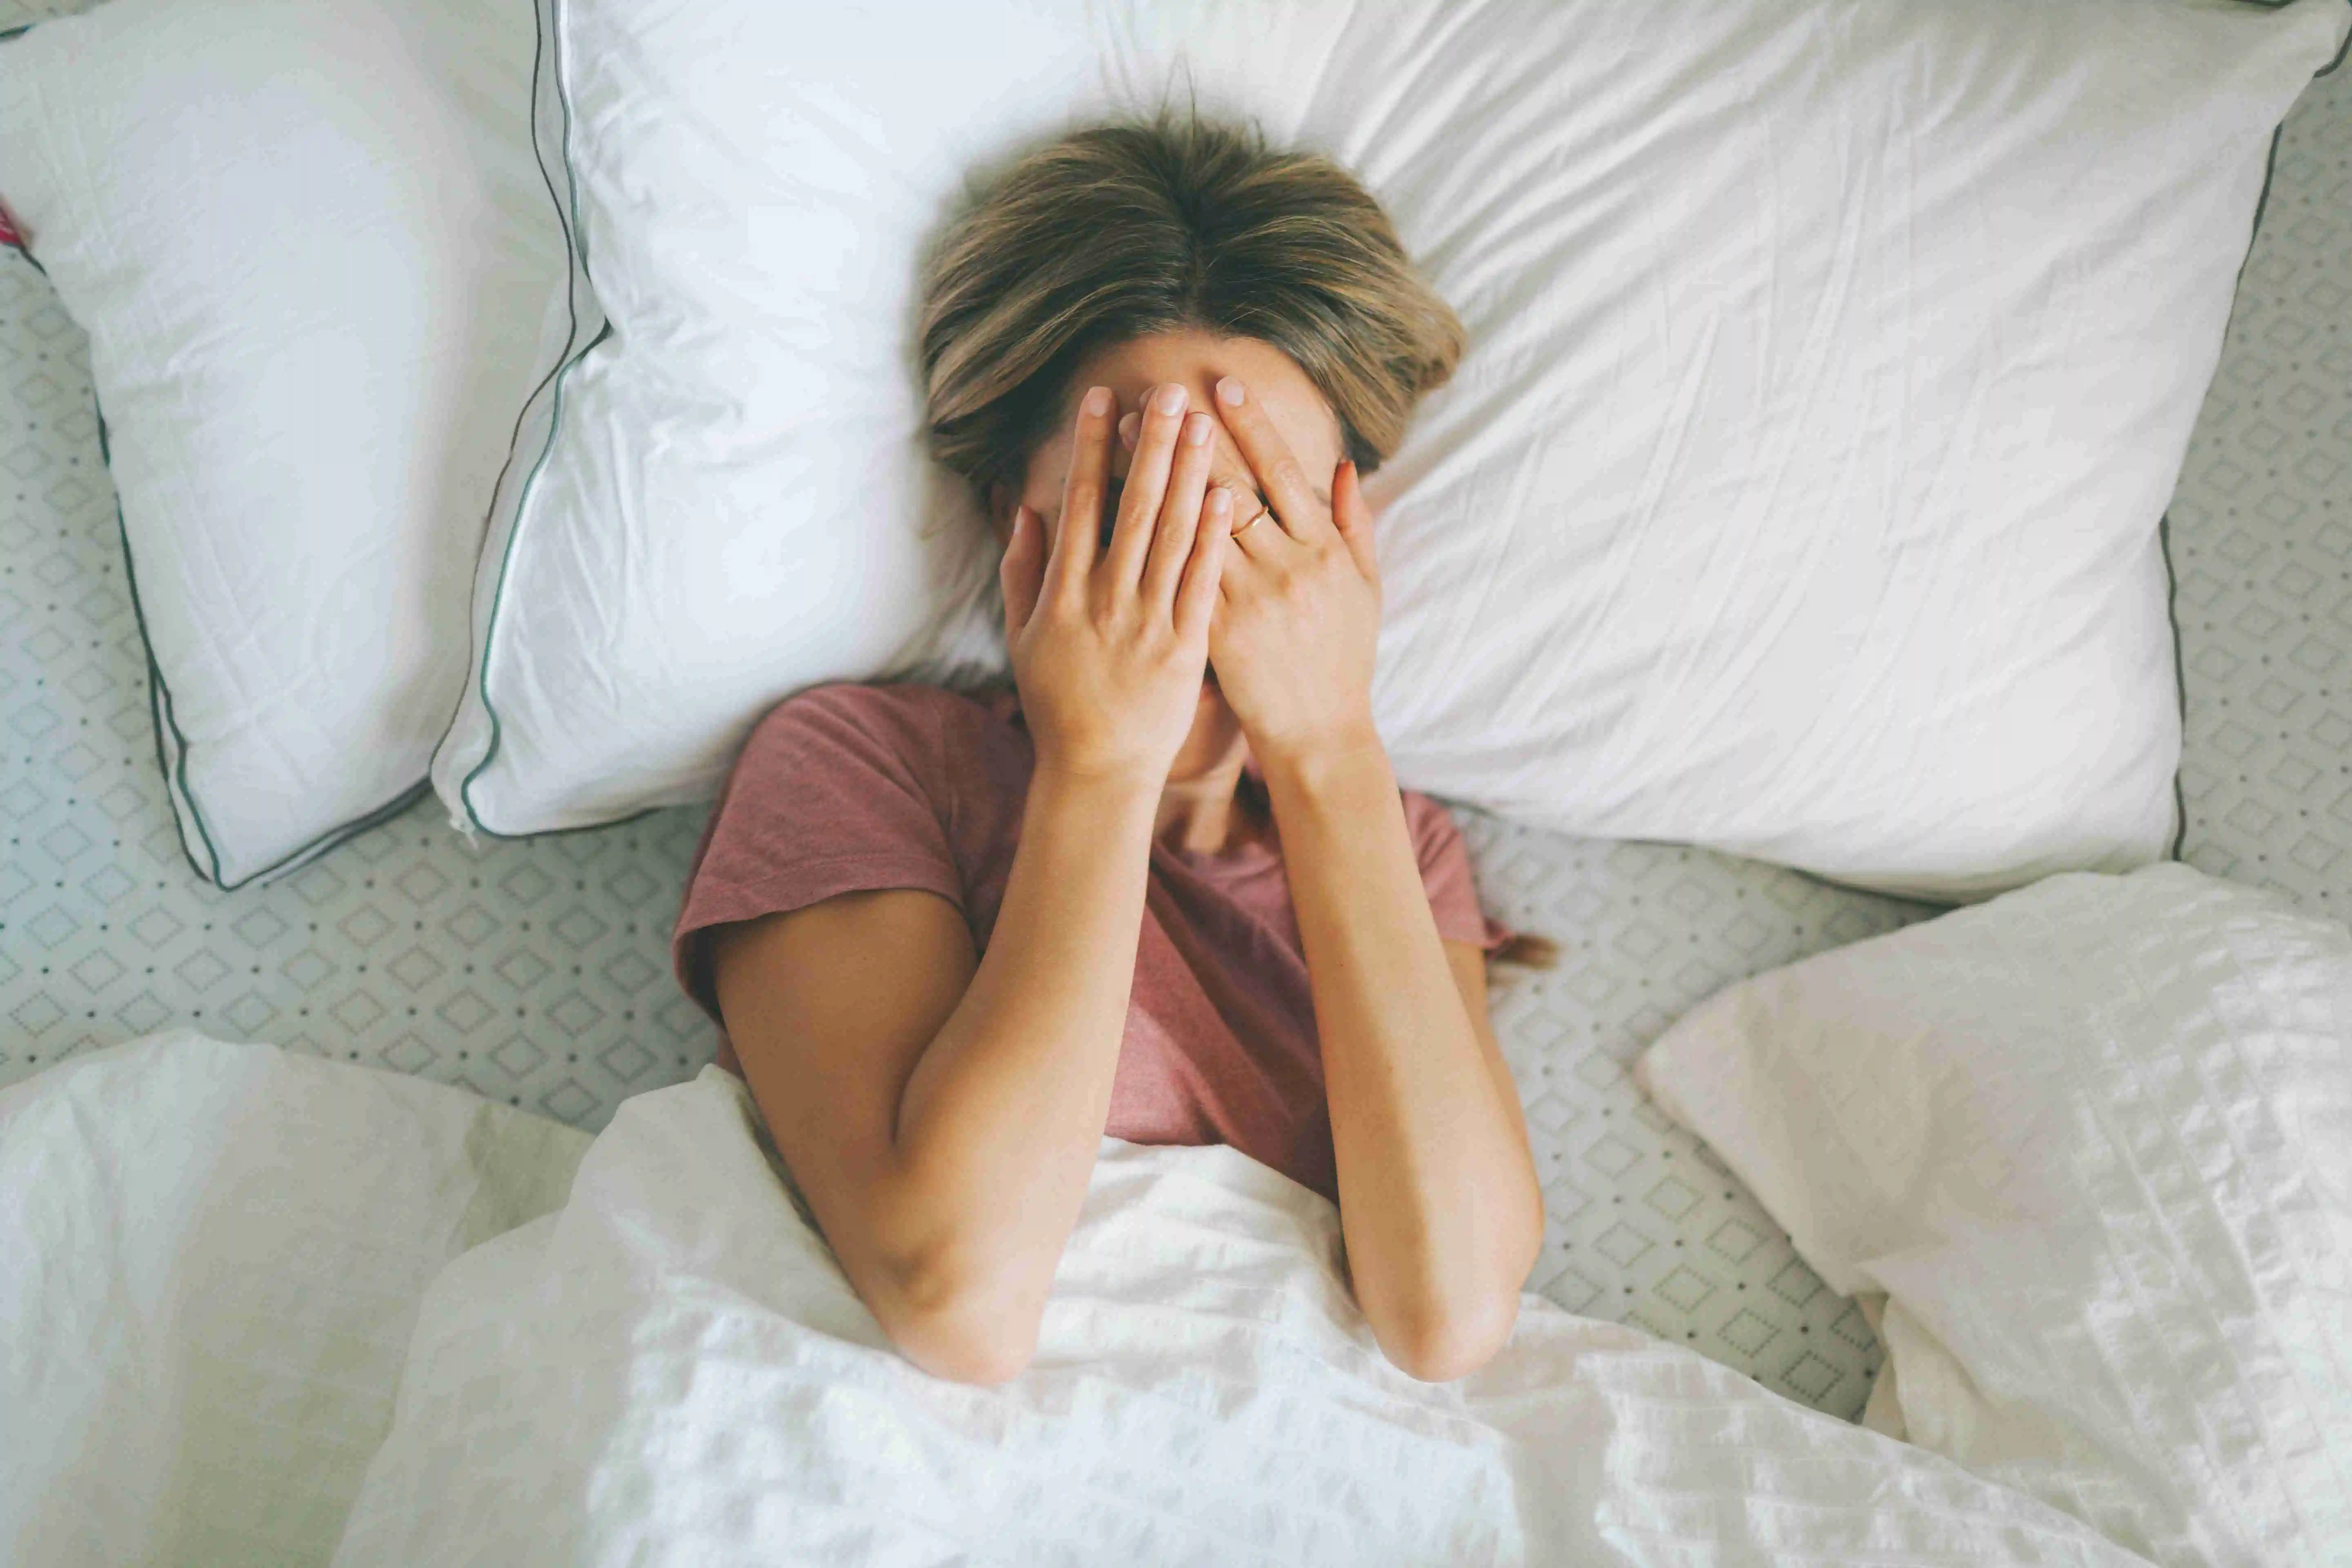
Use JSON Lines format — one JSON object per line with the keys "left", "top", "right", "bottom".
{"left": 1000, "top": 382, "right": 1235, "bottom": 783}
{"left": 1200, "top": 376, "right": 1383, "bottom": 765}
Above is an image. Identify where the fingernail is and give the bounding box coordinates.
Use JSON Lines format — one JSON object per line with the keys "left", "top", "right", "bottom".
{"left": 1208, "top": 487, "right": 1232, "bottom": 515}
{"left": 1182, "top": 411, "right": 1211, "bottom": 447}
{"left": 1215, "top": 377, "right": 1244, "bottom": 407}
{"left": 1154, "top": 383, "right": 1187, "bottom": 416}
{"left": 1012, "top": 503, "right": 1030, "bottom": 532}
{"left": 1082, "top": 385, "right": 1112, "bottom": 416}
{"left": 1118, "top": 411, "right": 1140, "bottom": 448}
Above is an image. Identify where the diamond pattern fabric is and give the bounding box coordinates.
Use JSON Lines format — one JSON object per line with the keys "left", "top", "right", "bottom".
{"left": 2172, "top": 57, "right": 2352, "bottom": 911}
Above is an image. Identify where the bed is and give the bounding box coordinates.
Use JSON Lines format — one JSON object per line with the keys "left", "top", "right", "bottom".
{"left": 2, "top": 0, "right": 2350, "bottom": 1428}
{"left": 4, "top": 1, "right": 2352, "bottom": 1561}
{"left": 4, "top": 6, "right": 2352, "bottom": 1561}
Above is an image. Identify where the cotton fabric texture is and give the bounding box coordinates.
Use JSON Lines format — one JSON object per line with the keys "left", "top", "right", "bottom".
{"left": 672, "top": 680, "right": 1509, "bottom": 1204}
{"left": 0, "top": 1033, "right": 588, "bottom": 1568}
{"left": 332, "top": 1063, "right": 2147, "bottom": 1566}
{"left": 433, "top": 0, "right": 2350, "bottom": 897}
{"left": 1638, "top": 864, "right": 2352, "bottom": 1568}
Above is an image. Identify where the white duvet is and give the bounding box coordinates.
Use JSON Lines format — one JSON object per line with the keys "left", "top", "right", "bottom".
{"left": 328, "top": 1067, "right": 2130, "bottom": 1566}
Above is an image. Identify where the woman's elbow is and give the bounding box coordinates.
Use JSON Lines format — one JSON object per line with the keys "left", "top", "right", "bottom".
{"left": 872, "top": 1256, "right": 1042, "bottom": 1386}
{"left": 1377, "top": 1289, "right": 1522, "bottom": 1384}
{"left": 893, "top": 1316, "right": 1037, "bottom": 1386}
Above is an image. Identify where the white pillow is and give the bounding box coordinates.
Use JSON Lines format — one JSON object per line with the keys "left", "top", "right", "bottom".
{"left": 432, "top": 0, "right": 2348, "bottom": 898}
{"left": 1635, "top": 864, "right": 2352, "bottom": 1568}
{"left": 0, "top": 0, "right": 566, "bottom": 886}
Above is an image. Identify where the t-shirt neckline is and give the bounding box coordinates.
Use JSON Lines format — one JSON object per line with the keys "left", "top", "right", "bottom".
{"left": 1160, "top": 830, "right": 1279, "bottom": 875}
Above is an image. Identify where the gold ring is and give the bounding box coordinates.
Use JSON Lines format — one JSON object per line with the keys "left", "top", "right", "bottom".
{"left": 1233, "top": 505, "right": 1271, "bottom": 536}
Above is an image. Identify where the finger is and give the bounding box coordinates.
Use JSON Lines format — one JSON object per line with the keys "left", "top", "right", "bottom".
{"left": 1109, "top": 413, "right": 1137, "bottom": 495}
{"left": 1193, "top": 437, "right": 1285, "bottom": 562}
{"left": 1330, "top": 458, "right": 1379, "bottom": 586}
{"left": 1106, "top": 382, "right": 1188, "bottom": 588}
{"left": 1175, "top": 486, "right": 1233, "bottom": 641}
{"left": 999, "top": 503, "right": 1046, "bottom": 635}
{"left": 1213, "top": 376, "right": 1331, "bottom": 542}
{"left": 1198, "top": 441, "right": 1266, "bottom": 527}
{"left": 1050, "top": 385, "right": 1115, "bottom": 598}
{"left": 1112, "top": 410, "right": 1140, "bottom": 501}
{"left": 1142, "top": 410, "right": 1216, "bottom": 610}
{"left": 1229, "top": 495, "right": 1283, "bottom": 561}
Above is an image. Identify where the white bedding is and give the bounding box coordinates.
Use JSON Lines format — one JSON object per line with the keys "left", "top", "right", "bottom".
{"left": 0, "top": 1032, "right": 590, "bottom": 1568}
{"left": 331, "top": 1066, "right": 2132, "bottom": 1566}
{"left": 15, "top": 865, "right": 2346, "bottom": 1563}
{"left": 0, "top": 0, "right": 566, "bottom": 886}
{"left": 1638, "top": 866, "right": 2352, "bottom": 1568}
{"left": 432, "top": 0, "right": 2352, "bottom": 897}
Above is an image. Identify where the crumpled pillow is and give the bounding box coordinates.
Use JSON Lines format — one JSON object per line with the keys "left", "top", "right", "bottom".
{"left": 1639, "top": 864, "right": 2352, "bottom": 1568}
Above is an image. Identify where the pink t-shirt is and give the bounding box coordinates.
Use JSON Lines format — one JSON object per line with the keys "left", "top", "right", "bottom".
{"left": 672, "top": 680, "right": 1509, "bottom": 1203}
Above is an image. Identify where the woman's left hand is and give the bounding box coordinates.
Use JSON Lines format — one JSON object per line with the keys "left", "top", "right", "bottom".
{"left": 1201, "top": 375, "right": 1384, "bottom": 764}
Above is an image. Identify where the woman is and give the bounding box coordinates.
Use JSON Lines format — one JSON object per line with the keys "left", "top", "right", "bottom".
{"left": 672, "top": 113, "right": 1545, "bottom": 1387}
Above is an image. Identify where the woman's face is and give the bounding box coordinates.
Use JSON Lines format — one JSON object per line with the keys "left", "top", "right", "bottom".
{"left": 991, "top": 329, "right": 1351, "bottom": 754}
{"left": 992, "top": 329, "right": 1347, "bottom": 558}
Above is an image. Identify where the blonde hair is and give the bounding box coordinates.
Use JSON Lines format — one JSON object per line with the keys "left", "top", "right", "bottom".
{"left": 917, "top": 109, "right": 1464, "bottom": 499}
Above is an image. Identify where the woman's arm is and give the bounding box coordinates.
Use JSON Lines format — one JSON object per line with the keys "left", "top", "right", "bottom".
{"left": 1259, "top": 735, "right": 1544, "bottom": 1382}
{"left": 712, "top": 766, "right": 1159, "bottom": 1386}
{"left": 709, "top": 381, "right": 1232, "bottom": 1385}
{"left": 1202, "top": 375, "right": 1542, "bottom": 1380}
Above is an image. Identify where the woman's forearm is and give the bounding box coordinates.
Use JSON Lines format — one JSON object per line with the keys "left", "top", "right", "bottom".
{"left": 1259, "top": 734, "right": 1543, "bottom": 1381}
{"left": 878, "top": 764, "right": 1159, "bottom": 1359}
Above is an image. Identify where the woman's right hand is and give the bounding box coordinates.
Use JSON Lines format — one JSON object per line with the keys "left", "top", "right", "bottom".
{"left": 1000, "top": 381, "right": 1234, "bottom": 784}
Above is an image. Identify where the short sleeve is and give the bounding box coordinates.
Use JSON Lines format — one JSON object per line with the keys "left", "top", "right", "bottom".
{"left": 672, "top": 683, "right": 968, "bottom": 1023}
{"left": 1404, "top": 791, "right": 1515, "bottom": 954}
